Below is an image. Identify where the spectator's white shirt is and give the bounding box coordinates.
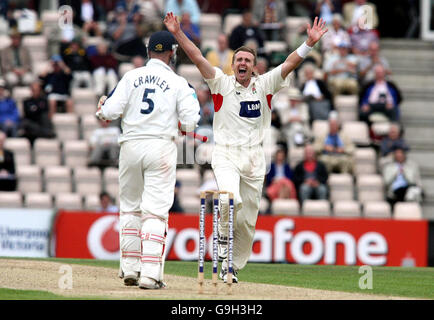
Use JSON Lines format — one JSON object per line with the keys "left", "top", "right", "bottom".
{"left": 98, "top": 58, "right": 200, "bottom": 143}
{"left": 204, "top": 65, "right": 288, "bottom": 147}
{"left": 303, "top": 79, "right": 323, "bottom": 99}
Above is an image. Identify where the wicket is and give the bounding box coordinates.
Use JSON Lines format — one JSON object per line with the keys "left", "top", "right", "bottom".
{"left": 198, "top": 190, "right": 234, "bottom": 294}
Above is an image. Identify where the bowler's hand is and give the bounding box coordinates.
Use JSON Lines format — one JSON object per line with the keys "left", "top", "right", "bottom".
{"left": 306, "top": 17, "right": 328, "bottom": 47}
{"left": 164, "top": 12, "right": 181, "bottom": 34}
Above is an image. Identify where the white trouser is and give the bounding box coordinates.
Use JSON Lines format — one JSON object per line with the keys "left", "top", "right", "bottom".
{"left": 118, "top": 138, "right": 177, "bottom": 280}
{"left": 211, "top": 144, "right": 265, "bottom": 271}
{"left": 93, "top": 67, "right": 118, "bottom": 96}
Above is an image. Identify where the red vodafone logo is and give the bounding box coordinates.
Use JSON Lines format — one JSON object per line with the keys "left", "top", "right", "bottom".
{"left": 87, "top": 216, "right": 120, "bottom": 259}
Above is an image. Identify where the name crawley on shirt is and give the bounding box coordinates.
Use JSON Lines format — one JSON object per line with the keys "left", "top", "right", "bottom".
{"left": 133, "top": 74, "right": 170, "bottom": 92}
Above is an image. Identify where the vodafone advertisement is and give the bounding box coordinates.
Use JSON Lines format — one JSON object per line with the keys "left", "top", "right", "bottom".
{"left": 53, "top": 211, "right": 428, "bottom": 267}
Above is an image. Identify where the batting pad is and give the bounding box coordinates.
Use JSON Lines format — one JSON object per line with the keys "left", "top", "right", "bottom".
{"left": 140, "top": 218, "right": 166, "bottom": 281}
{"left": 120, "top": 214, "right": 142, "bottom": 273}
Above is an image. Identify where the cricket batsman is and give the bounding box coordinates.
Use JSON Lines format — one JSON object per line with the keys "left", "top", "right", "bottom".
{"left": 96, "top": 30, "right": 200, "bottom": 289}
{"left": 164, "top": 12, "right": 328, "bottom": 282}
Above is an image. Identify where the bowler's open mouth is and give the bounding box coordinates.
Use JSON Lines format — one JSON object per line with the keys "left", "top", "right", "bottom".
{"left": 239, "top": 68, "right": 247, "bottom": 75}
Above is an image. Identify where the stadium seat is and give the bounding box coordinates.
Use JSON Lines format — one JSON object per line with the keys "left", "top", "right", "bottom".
{"left": 176, "top": 168, "right": 201, "bottom": 187}
{"left": 11, "top": 86, "right": 31, "bottom": 116}
{"left": 179, "top": 196, "right": 200, "bottom": 214}
{"left": 179, "top": 184, "right": 199, "bottom": 198}
{"left": 41, "top": 10, "right": 59, "bottom": 36}
{"left": 264, "top": 41, "right": 288, "bottom": 54}
{"left": 288, "top": 146, "right": 304, "bottom": 169}
{"left": 328, "top": 173, "right": 354, "bottom": 202}
{"left": 16, "top": 165, "right": 42, "bottom": 193}
{"left": 73, "top": 167, "right": 102, "bottom": 196}
{"left": 271, "top": 199, "right": 300, "bottom": 216}
{"left": 44, "top": 166, "right": 72, "bottom": 195}
{"left": 333, "top": 200, "right": 361, "bottom": 218}
{"left": 334, "top": 95, "right": 358, "bottom": 122}
{"left": 63, "top": 140, "right": 89, "bottom": 168}
{"left": 341, "top": 121, "right": 370, "bottom": 146}
{"left": 71, "top": 88, "right": 97, "bottom": 106}
{"left": 52, "top": 113, "right": 80, "bottom": 141}
{"left": 356, "top": 174, "right": 385, "bottom": 203}
{"left": 354, "top": 147, "right": 377, "bottom": 175}
{"left": 4, "top": 137, "right": 32, "bottom": 165}
{"left": 24, "top": 192, "right": 53, "bottom": 209}
{"left": 363, "top": 201, "right": 392, "bottom": 218}
{"left": 0, "top": 34, "right": 11, "bottom": 51}
{"left": 81, "top": 114, "right": 100, "bottom": 141}
{"left": 223, "top": 14, "right": 242, "bottom": 35}
{"left": 34, "top": 138, "right": 61, "bottom": 167}
{"left": 285, "top": 16, "right": 311, "bottom": 46}
{"left": 202, "top": 169, "right": 215, "bottom": 183}
{"left": 54, "top": 193, "right": 83, "bottom": 210}
{"left": 103, "top": 167, "right": 119, "bottom": 200}
{"left": 302, "top": 200, "right": 331, "bottom": 217}
{"left": 312, "top": 120, "right": 329, "bottom": 140}
{"left": 259, "top": 197, "right": 270, "bottom": 214}
{"left": 371, "top": 121, "right": 391, "bottom": 137}
{"left": 118, "top": 62, "right": 134, "bottom": 78}
{"left": 201, "top": 39, "right": 218, "bottom": 52}
{"left": 178, "top": 64, "right": 203, "bottom": 89}
{"left": 75, "top": 103, "right": 97, "bottom": 116}
{"left": 84, "top": 194, "right": 101, "bottom": 211}
{"left": 393, "top": 202, "right": 423, "bottom": 220}
{"left": 199, "top": 13, "right": 222, "bottom": 41}
{"left": 22, "top": 35, "right": 48, "bottom": 72}
{"left": 0, "top": 191, "right": 22, "bottom": 208}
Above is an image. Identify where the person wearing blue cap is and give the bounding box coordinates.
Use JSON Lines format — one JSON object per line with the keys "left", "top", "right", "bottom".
{"left": 96, "top": 30, "right": 200, "bottom": 290}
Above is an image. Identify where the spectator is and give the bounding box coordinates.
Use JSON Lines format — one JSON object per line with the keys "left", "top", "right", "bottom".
{"left": 323, "top": 40, "right": 359, "bottom": 96}
{"left": 62, "top": 38, "right": 93, "bottom": 89}
{"left": 300, "top": 63, "right": 333, "bottom": 123}
{"left": 282, "top": 87, "right": 311, "bottom": 148}
{"left": 180, "top": 12, "right": 200, "bottom": 47}
{"left": 265, "top": 148, "right": 297, "bottom": 201}
{"left": 294, "top": 144, "right": 328, "bottom": 203}
{"left": 98, "top": 191, "right": 119, "bottom": 213}
{"left": 0, "top": 81, "right": 19, "bottom": 137}
{"left": 342, "top": 0, "right": 378, "bottom": 30}
{"left": 139, "top": 0, "right": 164, "bottom": 37}
{"left": 169, "top": 180, "right": 184, "bottom": 213}
{"left": 88, "top": 119, "right": 121, "bottom": 168}
{"left": 358, "top": 42, "right": 391, "bottom": 85}
{"left": 205, "top": 34, "right": 234, "bottom": 75}
{"left": 0, "top": 29, "right": 34, "bottom": 87}
{"left": 229, "top": 10, "right": 265, "bottom": 56}
{"left": 255, "top": 57, "right": 269, "bottom": 75}
{"left": 107, "top": 6, "right": 147, "bottom": 61}
{"left": 379, "top": 123, "right": 409, "bottom": 169}
{"left": 115, "top": 0, "right": 141, "bottom": 22}
{"left": 314, "top": 117, "right": 355, "bottom": 174}
{"left": 0, "top": 130, "right": 16, "bottom": 191}
{"left": 69, "top": 0, "right": 102, "bottom": 36}
{"left": 271, "top": 109, "right": 282, "bottom": 131}
{"left": 383, "top": 147, "right": 423, "bottom": 208}
{"left": 314, "top": 0, "right": 340, "bottom": 26}
{"left": 89, "top": 42, "right": 119, "bottom": 96}
{"left": 252, "top": 0, "right": 287, "bottom": 41}
{"left": 20, "top": 81, "right": 55, "bottom": 144}
{"left": 350, "top": 25, "right": 379, "bottom": 57}
{"left": 132, "top": 55, "right": 146, "bottom": 68}
{"left": 39, "top": 55, "right": 74, "bottom": 119}
{"left": 321, "top": 13, "right": 351, "bottom": 54}
{"left": 165, "top": 0, "right": 201, "bottom": 25}
{"left": 359, "top": 64, "right": 402, "bottom": 125}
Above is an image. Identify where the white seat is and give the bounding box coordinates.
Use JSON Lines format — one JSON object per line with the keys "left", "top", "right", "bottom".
{"left": 176, "top": 168, "right": 201, "bottom": 187}
{"left": 81, "top": 114, "right": 100, "bottom": 141}
{"left": 363, "top": 201, "right": 391, "bottom": 218}
{"left": 103, "top": 167, "right": 119, "bottom": 200}
{"left": 178, "top": 64, "right": 203, "bottom": 89}
{"left": 302, "top": 200, "right": 331, "bottom": 216}
{"left": 259, "top": 197, "right": 270, "bottom": 214}
{"left": 52, "top": 113, "right": 80, "bottom": 141}
{"left": 44, "top": 166, "right": 72, "bottom": 195}
{"left": 264, "top": 41, "right": 288, "bottom": 54}
{"left": 342, "top": 121, "right": 370, "bottom": 146}
{"left": 4, "top": 137, "right": 31, "bottom": 165}
{"left": 178, "top": 184, "right": 200, "bottom": 198}
{"left": 75, "top": 103, "right": 97, "bottom": 116}
{"left": 328, "top": 173, "right": 354, "bottom": 202}
{"left": 288, "top": 146, "right": 304, "bottom": 169}
{"left": 22, "top": 35, "right": 48, "bottom": 72}
{"left": 312, "top": 120, "right": 329, "bottom": 140}
{"left": 63, "top": 140, "right": 89, "bottom": 168}
{"left": 179, "top": 196, "right": 199, "bottom": 214}
{"left": 356, "top": 174, "right": 384, "bottom": 203}
{"left": 354, "top": 147, "right": 377, "bottom": 175}
{"left": 11, "top": 86, "right": 32, "bottom": 116}
{"left": 223, "top": 14, "right": 242, "bottom": 35}
{"left": 333, "top": 200, "right": 361, "bottom": 218}
{"left": 71, "top": 88, "right": 97, "bottom": 106}
{"left": 73, "top": 167, "right": 102, "bottom": 196}
{"left": 84, "top": 194, "right": 101, "bottom": 211}
{"left": 24, "top": 192, "right": 53, "bottom": 209}
{"left": 393, "top": 202, "right": 423, "bottom": 220}
{"left": 0, "top": 191, "right": 22, "bottom": 207}
{"left": 54, "top": 193, "right": 83, "bottom": 210}
{"left": 199, "top": 13, "right": 221, "bottom": 40}
{"left": 285, "top": 16, "right": 311, "bottom": 45}
{"left": 0, "top": 35, "right": 11, "bottom": 50}
{"left": 118, "top": 62, "right": 134, "bottom": 78}
{"left": 202, "top": 169, "right": 215, "bottom": 183}
{"left": 334, "top": 95, "right": 358, "bottom": 122}
{"left": 34, "top": 138, "right": 61, "bottom": 167}
{"left": 271, "top": 199, "right": 300, "bottom": 216}
{"left": 16, "top": 165, "right": 42, "bottom": 193}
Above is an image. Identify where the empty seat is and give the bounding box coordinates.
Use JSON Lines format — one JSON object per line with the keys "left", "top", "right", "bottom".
{"left": 84, "top": 194, "right": 100, "bottom": 211}
{"left": 4, "top": 137, "right": 31, "bottom": 165}
{"left": 81, "top": 114, "right": 100, "bottom": 141}
{"left": 179, "top": 196, "right": 199, "bottom": 214}
{"left": 199, "top": 13, "right": 221, "bottom": 40}
{"left": 356, "top": 174, "right": 384, "bottom": 203}
{"left": 44, "top": 166, "right": 72, "bottom": 195}
{"left": 34, "top": 138, "right": 61, "bottom": 167}
{"left": 11, "top": 86, "right": 32, "bottom": 116}
{"left": 24, "top": 192, "right": 53, "bottom": 209}
{"left": 73, "top": 167, "right": 102, "bottom": 195}
{"left": 179, "top": 184, "right": 199, "bottom": 198}
{"left": 202, "top": 169, "right": 215, "bottom": 183}
{"left": 342, "top": 121, "right": 370, "bottom": 146}
{"left": 16, "top": 165, "right": 42, "bottom": 193}
{"left": 302, "top": 200, "right": 331, "bottom": 216}
{"left": 333, "top": 200, "right": 361, "bottom": 218}
{"left": 52, "top": 113, "right": 80, "bottom": 141}
{"left": 71, "top": 88, "right": 97, "bottom": 106}
{"left": 288, "top": 146, "right": 304, "bottom": 169}
{"left": 176, "top": 168, "right": 201, "bottom": 187}
{"left": 0, "top": 191, "right": 22, "bottom": 207}
{"left": 264, "top": 41, "right": 288, "bottom": 54}
{"left": 223, "top": 14, "right": 242, "bottom": 35}
{"left": 103, "top": 167, "right": 119, "bottom": 199}
{"left": 178, "top": 64, "right": 203, "bottom": 89}
{"left": 285, "top": 16, "right": 311, "bottom": 45}
{"left": 363, "top": 201, "right": 391, "bottom": 218}
{"left": 259, "top": 197, "right": 270, "bottom": 214}
{"left": 334, "top": 95, "right": 358, "bottom": 122}
{"left": 54, "top": 193, "right": 83, "bottom": 210}
{"left": 271, "top": 199, "right": 300, "bottom": 216}
{"left": 393, "top": 202, "right": 423, "bottom": 220}
{"left": 22, "top": 35, "right": 48, "bottom": 72}
{"left": 312, "top": 120, "right": 329, "bottom": 140}
{"left": 118, "top": 62, "right": 134, "bottom": 77}
{"left": 354, "top": 147, "right": 377, "bottom": 175}
{"left": 63, "top": 140, "right": 89, "bottom": 168}
{"left": 328, "top": 173, "right": 354, "bottom": 202}
{"left": 75, "top": 103, "right": 98, "bottom": 116}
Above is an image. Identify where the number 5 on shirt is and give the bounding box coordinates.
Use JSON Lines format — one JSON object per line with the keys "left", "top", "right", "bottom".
{"left": 141, "top": 88, "right": 155, "bottom": 114}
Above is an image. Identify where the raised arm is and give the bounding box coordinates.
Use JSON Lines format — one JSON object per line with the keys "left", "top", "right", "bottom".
{"left": 164, "top": 12, "right": 215, "bottom": 80}
{"left": 281, "top": 17, "right": 328, "bottom": 79}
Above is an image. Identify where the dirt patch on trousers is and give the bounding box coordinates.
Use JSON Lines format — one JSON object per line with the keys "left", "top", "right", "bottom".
{"left": 0, "top": 259, "right": 410, "bottom": 300}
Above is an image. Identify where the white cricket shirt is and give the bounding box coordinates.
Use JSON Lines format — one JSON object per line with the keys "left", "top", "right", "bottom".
{"left": 204, "top": 65, "right": 288, "bottom": 147}
{"left": 98, "top": 58, "right": 200, "bottom": 143}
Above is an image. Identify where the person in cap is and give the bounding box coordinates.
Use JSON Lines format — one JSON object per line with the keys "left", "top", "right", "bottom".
{"left": 96, "top": 30, "right": 200, "bottom": 289}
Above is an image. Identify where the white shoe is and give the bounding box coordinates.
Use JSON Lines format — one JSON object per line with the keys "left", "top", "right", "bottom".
{"left": 220, "top": 268, "right": 238, "bottom": 283}
{"left": 218, "top": 234, "right": 228, "bottom": 260}
{"left": 138, "top": 276, "right": 166, "bottom": 289}
{"left": 123, "top": 271, "right": 139, "bottom": 286}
